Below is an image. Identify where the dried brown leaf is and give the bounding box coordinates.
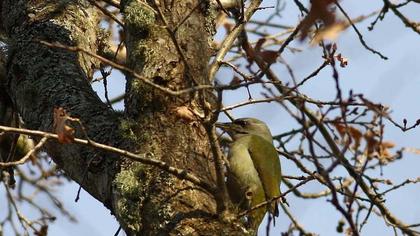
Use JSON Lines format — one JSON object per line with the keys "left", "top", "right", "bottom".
{"left": 259, "top": 50, "right": 279, "bottom": 64}
{"left": 348, "top": 126, "right": 362, "bottom": 148}
{"left": 335, "top": 53, "right": 349, "bottom": 67}
{"left": 364, "top": 130, "right": 377, "bottom": 156}
{"left": 229, "top": 75, "right": 242, "bottom": 85}
{"left": 312, "top": 22, "right": 346, "bottom": 45}
{"left": 403, "top": 147, "right": 420, "bottom": 155}
{"left": 381, "top": 141, "right": 395, "bottom": 149}
{"left": 333, "top": 123, "right": 346, "bottom": 137}
{"left": 34, "top": 225, "right": 48, "bottom": 236}
{"left": 53, "top": 107, "right": 75, "bottom": 144}
{"left": 300, "top": 0, "right": 336, "bottom": 40}
{"left": 363, "top": 131, "right": 396, "bottom": 164}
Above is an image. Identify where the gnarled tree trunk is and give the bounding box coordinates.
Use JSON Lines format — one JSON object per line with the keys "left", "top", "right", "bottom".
{"left": 1, "top": 0, "right": 244, "bottom": 235}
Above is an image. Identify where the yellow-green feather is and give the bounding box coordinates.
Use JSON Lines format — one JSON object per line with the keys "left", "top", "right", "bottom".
{"left": 227, "top": 134, "right": 281, "bottom": 228}
{"left": 247, "top": 135, "right": 281, "bottom": 215}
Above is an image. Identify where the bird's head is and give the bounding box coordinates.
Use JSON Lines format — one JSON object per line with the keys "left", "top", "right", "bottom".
{"left": 216, "top": 118, "right": 273, "bottom": 143}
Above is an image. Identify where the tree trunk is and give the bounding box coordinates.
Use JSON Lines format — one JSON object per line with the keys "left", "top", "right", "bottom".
{"left": 1, "top": 0, "right": 245, "bottom": 235}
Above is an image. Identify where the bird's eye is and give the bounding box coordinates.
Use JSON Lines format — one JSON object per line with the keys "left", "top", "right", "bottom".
{"left": 234, "top": 119, "right": 247, "bottom": 127}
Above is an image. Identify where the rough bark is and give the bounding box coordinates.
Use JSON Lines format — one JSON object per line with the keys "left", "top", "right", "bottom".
{"left": 1, "top": 0, "right": 123, "bottom": 208}
{"left": 1, "top": 0, "right": 246, "bottom": 235}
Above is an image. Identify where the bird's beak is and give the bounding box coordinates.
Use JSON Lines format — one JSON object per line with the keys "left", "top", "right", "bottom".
{"left": 215, "top": 122, "right": 240, "bottom": 139}
{"left": 215, "top": 122, "right": 234, "bottom": 131}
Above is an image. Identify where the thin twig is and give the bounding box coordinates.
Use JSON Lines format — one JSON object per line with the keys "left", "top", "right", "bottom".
{"left": 89, "top": 0, "right": 124, "bottom": 27}
{"left": 335, "top": 1, "right": 388, "bottom": 60}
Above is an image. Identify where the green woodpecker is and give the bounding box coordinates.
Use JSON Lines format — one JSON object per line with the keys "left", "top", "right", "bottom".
{"left": 216, "top": 118, "right": 281, "bottom": 228}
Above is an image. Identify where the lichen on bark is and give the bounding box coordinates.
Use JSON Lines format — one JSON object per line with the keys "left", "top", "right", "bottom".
{"left": 113, "top": 162, "right": 149, "bottom": 232}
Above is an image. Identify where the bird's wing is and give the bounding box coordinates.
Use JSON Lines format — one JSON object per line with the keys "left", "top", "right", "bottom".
{"left": 247, "top": 135, "right": 281, "bottom": 215}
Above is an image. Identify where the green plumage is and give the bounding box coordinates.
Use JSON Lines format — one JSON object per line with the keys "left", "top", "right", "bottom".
{"left": 217, "top": 118, "right": 282, "bottom": 229}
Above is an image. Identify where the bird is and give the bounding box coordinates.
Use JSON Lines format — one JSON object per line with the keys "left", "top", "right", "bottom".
{"left": 216, "top": 118, "right": 281, "bottom": 229}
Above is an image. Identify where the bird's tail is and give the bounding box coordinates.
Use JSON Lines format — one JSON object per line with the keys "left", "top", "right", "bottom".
{"left": 269, "top": 199, "right": 280, "bottom": 226}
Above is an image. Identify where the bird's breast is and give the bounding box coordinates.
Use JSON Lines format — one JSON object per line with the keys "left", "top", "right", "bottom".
{"left": 228, "top": 141, "right": 263, "bottom": 189}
